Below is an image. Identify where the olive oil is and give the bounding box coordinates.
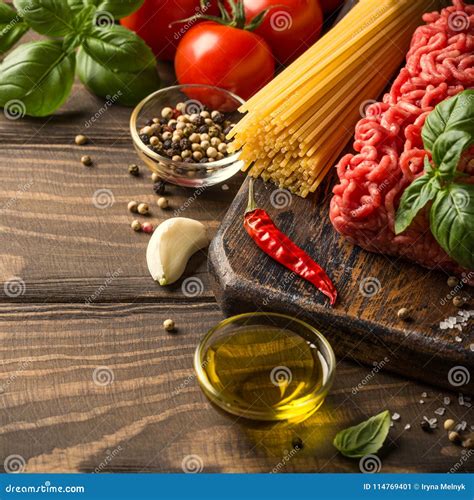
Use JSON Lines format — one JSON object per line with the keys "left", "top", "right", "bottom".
{"left": 201, "top": 325, "right": 330, "bottom": 421}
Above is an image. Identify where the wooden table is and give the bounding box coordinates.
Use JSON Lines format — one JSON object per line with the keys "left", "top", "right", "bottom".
{"left": 0, "top": 69, "right": 472, "bottom": 474}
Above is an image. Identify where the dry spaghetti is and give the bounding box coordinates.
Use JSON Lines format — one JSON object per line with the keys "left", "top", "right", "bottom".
{"left": 229, "top": 0, "right": 442, "bottom": 197}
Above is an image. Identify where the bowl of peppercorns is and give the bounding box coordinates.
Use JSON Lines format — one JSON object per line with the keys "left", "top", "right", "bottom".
{"left": 130, "top": 84, "right": 245, "bottom": 188}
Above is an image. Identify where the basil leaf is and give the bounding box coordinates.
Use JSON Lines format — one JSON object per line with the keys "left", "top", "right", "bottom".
{"left": 83, "top": 0, "right": 144, "bottom": 19}
{"left": 0, "top": 2, "right": 28, "bottom": 53}
{"left": 0, "top": 40, "right": 75, "bottom": 117}
{"left": 422, "top": 90, "right": 474, "bottom": 152}
{"left": 430, "top": 184, "right": 474, "bottom": 269}
{"left": 333, "top": 410, "right": 391, "bottom": 458}
{"left": 13, "top": 0, "right": 76, "bottom": 37}
{"left": 82, "top": 25, "right": 155, "bottom": 73}
{"left": 76, "top": 47, "right": 160, "bottom": 106}
{"left": 395, "top": 171, "right": 441, "bottom": 234}
{"left": 432, "top": 130, "right": 473, "bottom": 178}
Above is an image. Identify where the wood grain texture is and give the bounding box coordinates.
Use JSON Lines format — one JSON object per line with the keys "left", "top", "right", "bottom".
{"left": 0, "top": 66, "right": 472, "bottom": 473}
{"left": 1, "top": 303, "right": 472, "bottom": 473}
{"left": 208, "top": 177, "right": 474, "bottom": 392}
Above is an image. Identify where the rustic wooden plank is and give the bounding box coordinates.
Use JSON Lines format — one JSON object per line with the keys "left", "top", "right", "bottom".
{"left": 0, "top": 136, "right": 243, "bottom": 303}
{"left": 1, "top": 303, "right": 471, "bottom": 473}
{"left": 208, "top": 177, "right": 474, "bottom": 392}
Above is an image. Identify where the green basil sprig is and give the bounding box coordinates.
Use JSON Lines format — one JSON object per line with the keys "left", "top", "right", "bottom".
{"left": 0, "top": 0, "right": 157, "bottom": 116}
{"left": 333, "top": 410, "right": 391, "bottom": 458}
{"left": 395, "top": 90, "right": 474, "bottom": 269}
{"left": 0, "top": 2, "right": 28, "bottom": 53}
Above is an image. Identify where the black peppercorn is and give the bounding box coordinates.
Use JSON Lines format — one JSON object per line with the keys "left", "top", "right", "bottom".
{"left": 199, "top": 158, "right": 208, "bottom": 163}
{"left": 153, "top": 180, "right": 166, "bottom": 195}
{"left": 291, "top": 437, "right": 304, "bottom": 450}
{"left": 198, "top": 125, "right": 208, "bottom": 134}
{"left": 152, "top": 146, "right": 163, "bottom": 154}
{"left": 165, "top": 148, "right": 175, "bottom": 157}
{"left": 145, "top": 119, "right": 154, "bottom": 126}
{"left": 180, "top": 138, "right": 191, "bottom": 150}
{"left": 213, "top": 112, "right": 224, "bottom": 124}
{"left": 139, "top": 134, "right": 150, "bottom": 144}
{"left": 420, "top": 420, "right": 431, "bottom": 432}
{"left": 163, "top": 139, "right": 172, "bottom": 149}
{"left": 193, "top": 115, "right": 204, "bottom": 126}
{"left": 184, "top": 157, "right": 195, "bottom": 163}
{"left": 159, "top": 118, "right": 167, "bottom": 125}
{"left": 223, "top": 126, "right": 233, "bottom": 135}
{"left": 128, "top": 164, "right": 140, "bottom": 176}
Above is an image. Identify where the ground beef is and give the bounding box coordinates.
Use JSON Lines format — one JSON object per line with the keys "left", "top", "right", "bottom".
{"left": 330, "top": 0, "right": 474, "bottom": 283}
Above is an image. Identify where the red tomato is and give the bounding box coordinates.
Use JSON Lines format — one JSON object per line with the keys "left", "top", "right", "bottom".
{"left": 121, "top": 0, "right": 218, "bottom": 61}
{"left": 239, "top": 0, "right": 323, "bottom": 65}
{"left": 319, "top": 0, "right": 344, "bottom": 14}
{"left": 175, "top": 22, "right": 275, "bottom": 101}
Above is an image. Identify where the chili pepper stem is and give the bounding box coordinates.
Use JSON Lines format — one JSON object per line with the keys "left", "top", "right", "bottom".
{"left": 245, "top": 178, "right": 258, "bottom": 214}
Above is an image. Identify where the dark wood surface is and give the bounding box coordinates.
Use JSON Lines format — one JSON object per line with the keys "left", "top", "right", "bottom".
{"left": 0, "top": 74, "right": 473, "bottom": 473}
{"left": 209, "top": 177, "right": 474, "bottom": 392}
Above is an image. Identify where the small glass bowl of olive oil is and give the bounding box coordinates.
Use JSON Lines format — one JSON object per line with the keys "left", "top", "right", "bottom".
{"left": 194, "top": 312, "right": 335, "bottom": 423}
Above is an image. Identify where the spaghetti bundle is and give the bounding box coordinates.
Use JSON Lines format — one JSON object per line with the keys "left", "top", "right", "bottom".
{"left": 229, "top": 0, "right": 441, "bottom": 197}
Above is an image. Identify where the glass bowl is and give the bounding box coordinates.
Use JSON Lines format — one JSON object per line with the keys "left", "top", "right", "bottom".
{"left": 130, "top": 84, "right": 245, "bottom": 188}
{"left": 194, "top": 312, "right": 336, "bottom": 423}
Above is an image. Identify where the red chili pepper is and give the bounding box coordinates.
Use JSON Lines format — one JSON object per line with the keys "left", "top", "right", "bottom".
{"left": 243, "top": 179, "right": 337, "bottom": 306}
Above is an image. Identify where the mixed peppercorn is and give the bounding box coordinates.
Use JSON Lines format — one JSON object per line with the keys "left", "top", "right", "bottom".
{"left": 139, "top": 103, "right": 235, "bottom": 164}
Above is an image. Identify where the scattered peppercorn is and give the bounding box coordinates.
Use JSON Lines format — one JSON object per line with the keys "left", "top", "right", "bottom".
{"left": 81, "top": 155, "right": 92, "bottom": 166}
{"left": 447, "top": 276, "right": 459, "bottom": 287}
{"left": 444, "top": 419, "right": 455, "bottom": 431}
{"left": 151, "top": 172, "right": 161, "bottom": 183}
{"left": 397, "top": 307, "right": 410, "bottom": 321}
{"left": 153, "top": 180, "right": 166, "bottom": 195}
{"left": 157, "top": 197, "right": 169, "bottom": 209}
{"left": 137, "top": 203, "right": 149, "bottom": 215}
{"left": 128, "top": 164, "right": 140, "bottom": 176}
{"left": 75, "top": 134, "right": 87, "bottom": 145}
{"left": 163, "top": 318, "right": 175, "bottom": 332}
{"left": 131, "top": 220, "right": 142, "bottom": 232}
{"left": 291, "top": 437, "right": 304, "bottom": 450}
{"left": 142, "top": 222, "right": 154, "bottom": 234}
{"left": 420, "top": 420, "right": 431, "bottom": 432}
{"left": 127, "top": 200, "right": 139, "bottom": 213}
{"left": 462, "top": 438, "right": 474, "bottom": 449}
{"left": 448, "top": 431, "right": 461, "bottom": 443}
{"left": 453, "top": 295, "right": 466, "bottom": 308}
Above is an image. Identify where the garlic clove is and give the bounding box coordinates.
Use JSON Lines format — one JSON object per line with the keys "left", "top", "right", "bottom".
{"left": 146, "top": 217, "right": 208, "bottom": 286}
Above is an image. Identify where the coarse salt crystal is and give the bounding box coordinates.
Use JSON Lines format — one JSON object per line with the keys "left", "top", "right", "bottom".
{"left": 444, "top": 397, "right": 451, "bottom": 405}
{"left": 392, "top": 412, "right": 400, "bottom": 421}
{"left": 434, "top": 407, "right": 445, "bottom": 416}
{"left": 404, "top": 424, "right": 411, "bottom": 430}
{"left": 421, "top": 392, "right": 427, "bottom": 398}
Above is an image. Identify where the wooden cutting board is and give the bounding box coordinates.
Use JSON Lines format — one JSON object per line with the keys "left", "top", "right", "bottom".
{"left": 208, "top": 175, "right": 473, "bottom": 392}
